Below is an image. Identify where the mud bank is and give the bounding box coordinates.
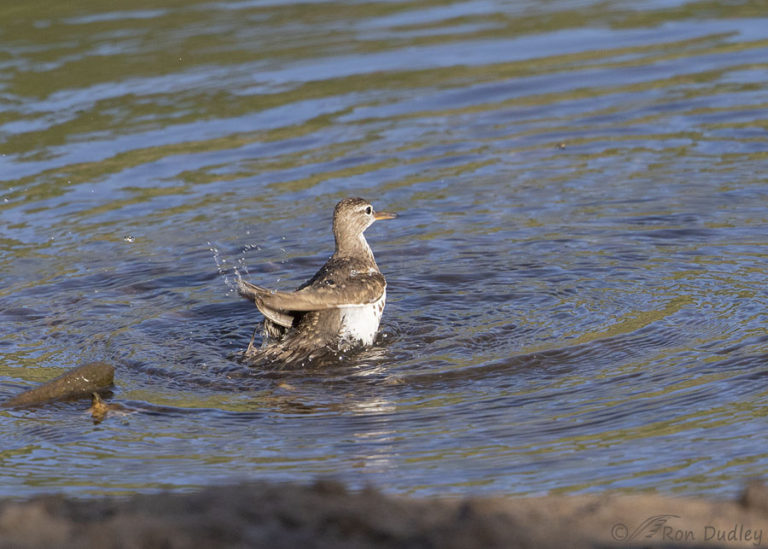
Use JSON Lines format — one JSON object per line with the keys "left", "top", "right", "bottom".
{"left": 1, "top": 481, "right": 768, "bottom": 549}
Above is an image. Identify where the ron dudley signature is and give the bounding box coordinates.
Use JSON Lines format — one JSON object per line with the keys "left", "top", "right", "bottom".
{"left": 611, "top": 515, "right": 765, "bottom": 546}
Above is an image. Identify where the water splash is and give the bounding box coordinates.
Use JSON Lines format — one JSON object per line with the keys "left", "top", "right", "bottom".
{"left": 208, "top": 241, "right": 253, "bottom": 294}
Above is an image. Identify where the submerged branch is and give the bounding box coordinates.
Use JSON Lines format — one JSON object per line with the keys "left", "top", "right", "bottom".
{"left": 2, "top": 362, "right": 115, "bottom": 409}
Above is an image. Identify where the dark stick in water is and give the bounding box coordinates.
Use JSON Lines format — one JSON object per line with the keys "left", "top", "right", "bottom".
{"left": 2, "top": 362, "right": 115, "bottom": 408}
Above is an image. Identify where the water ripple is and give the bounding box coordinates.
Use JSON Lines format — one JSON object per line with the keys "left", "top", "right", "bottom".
{"left": 1, "top": 0, "right": 768, "bottom": 499}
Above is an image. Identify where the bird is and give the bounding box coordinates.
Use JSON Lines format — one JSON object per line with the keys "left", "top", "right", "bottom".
{"left": 237, "top": 197, "right": 397, "bottom": 366}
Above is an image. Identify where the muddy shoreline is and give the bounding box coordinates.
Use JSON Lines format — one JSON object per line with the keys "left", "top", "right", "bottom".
{"left": 1, "top": 481, "right": 767, "bottom": 548}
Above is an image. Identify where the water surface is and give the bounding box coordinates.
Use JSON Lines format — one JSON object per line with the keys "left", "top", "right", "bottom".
{"left": 2, "top": 0, "right": 768, "bottom": 498}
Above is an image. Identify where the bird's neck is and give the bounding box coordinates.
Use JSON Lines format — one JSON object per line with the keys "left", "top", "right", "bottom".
{"left": 334, "top": 231, "right": 375, "bottom": 264}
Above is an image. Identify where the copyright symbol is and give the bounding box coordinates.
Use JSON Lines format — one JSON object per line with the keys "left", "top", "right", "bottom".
{"left": 611, "top": 523, "right": 628, "bottom": 541}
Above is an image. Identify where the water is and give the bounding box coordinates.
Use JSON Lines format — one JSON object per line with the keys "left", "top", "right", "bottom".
{"left": 2, "top": 0, "right": 768, "bottom": 499}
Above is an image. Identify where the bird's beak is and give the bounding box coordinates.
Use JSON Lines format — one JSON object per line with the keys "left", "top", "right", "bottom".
{"left": 374, "top": 210, "right": 397, "bottom": 220}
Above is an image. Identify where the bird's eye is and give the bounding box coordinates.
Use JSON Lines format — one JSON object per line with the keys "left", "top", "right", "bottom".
{"left": 365, "top": 206, "right": 372, "bottom": 215}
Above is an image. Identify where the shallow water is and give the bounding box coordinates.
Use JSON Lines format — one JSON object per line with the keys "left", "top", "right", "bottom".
{"left": 2, "top": 0, "right": 768, "bottom": 499}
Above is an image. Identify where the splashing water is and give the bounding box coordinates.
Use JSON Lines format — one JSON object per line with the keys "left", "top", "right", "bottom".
{"left": 208, "top": 241, "right": 254, "bottom": 294}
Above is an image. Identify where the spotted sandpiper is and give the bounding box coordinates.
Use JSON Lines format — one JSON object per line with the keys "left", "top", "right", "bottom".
{"left": 237, "top": 197, "right": 397, "bottom": 365}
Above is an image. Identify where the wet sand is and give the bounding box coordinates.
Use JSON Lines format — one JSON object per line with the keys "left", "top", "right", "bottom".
{"left": 1, "top": 481, "right": 767, "bottom": 549}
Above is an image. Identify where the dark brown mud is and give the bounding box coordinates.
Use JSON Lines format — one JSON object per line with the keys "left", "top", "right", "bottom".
{"left": 1, "top": 481, "right": 768, "bottom": 549}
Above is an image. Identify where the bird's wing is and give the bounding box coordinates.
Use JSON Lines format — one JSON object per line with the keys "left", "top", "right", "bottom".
{"left": 238, "top": 280, "right": 297, "bottom": 328}
{"left": 237, "top": 273, "right": 385, "bottom": 313}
